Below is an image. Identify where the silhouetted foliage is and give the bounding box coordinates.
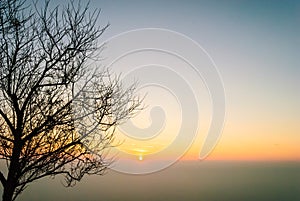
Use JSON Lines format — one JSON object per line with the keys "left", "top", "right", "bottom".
{"left": 0, "top": 0, "right": 141, "bottom": 200}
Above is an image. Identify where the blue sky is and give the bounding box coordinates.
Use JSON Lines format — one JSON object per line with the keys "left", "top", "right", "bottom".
{"left": 88, "top": 0, "right": 300, "bottom": 160}
{"left": 48, "top": 0, "right": 300, "bottom": 160}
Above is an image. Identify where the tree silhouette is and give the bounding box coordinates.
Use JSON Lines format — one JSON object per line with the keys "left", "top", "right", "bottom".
{"left": 0, "top": 0, "right": 141, "bottom": 200}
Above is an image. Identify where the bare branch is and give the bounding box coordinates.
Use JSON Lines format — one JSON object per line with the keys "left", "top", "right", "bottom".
{"left": 0, "top": 0, "right": 142, "bottom": 201}
{"left": 0, "top": 171, "right": 7, "bottom": 186}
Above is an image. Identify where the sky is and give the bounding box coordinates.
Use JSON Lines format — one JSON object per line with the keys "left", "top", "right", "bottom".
{"left": 50, "top": 0, "right": 300, "bottom": 163}
{"left": 1, "top": 0, "right": 300, "bottom": 200}
{"left": 79, "top": 0, "right": 300, "bottom": 163}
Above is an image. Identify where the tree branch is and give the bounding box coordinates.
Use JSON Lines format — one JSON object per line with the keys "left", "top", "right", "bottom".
{"left": 0, "top": 170, "right": 7, "bottom": 186}
{"left": 0, "top": 108, "right": 15, "bottom": 134}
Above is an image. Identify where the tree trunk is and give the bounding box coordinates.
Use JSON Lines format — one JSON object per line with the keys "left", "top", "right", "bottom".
{"left": 2, "top": 184, "right": 15, "bottom": 201}
{"left": 2, "top": 162, "right": 18, "bottom": 201}
{"left": 2, "top": 140, "right": 22, "bottom": 201}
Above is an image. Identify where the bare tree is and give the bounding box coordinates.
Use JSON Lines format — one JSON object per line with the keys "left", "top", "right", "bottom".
{"left": 0, "top": 0, "right": 141, "bottom": 201}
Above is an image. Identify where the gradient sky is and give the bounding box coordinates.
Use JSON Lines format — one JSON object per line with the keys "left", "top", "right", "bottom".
{"left": 5, "top": 1, "right": 299, "bottom": 200}
{"left": 77, "top": 0, "right": 300, "bottom": 161}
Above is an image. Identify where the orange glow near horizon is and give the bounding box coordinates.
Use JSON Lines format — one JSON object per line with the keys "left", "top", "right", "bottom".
{"left": 113, "top": 89, "right": 300, "bottom": 162}
{"left": 182, "top": 124, "right": 300, "bottom": 161}
{"left": 114, "top": 126, "right": 300, "bottom": 162}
